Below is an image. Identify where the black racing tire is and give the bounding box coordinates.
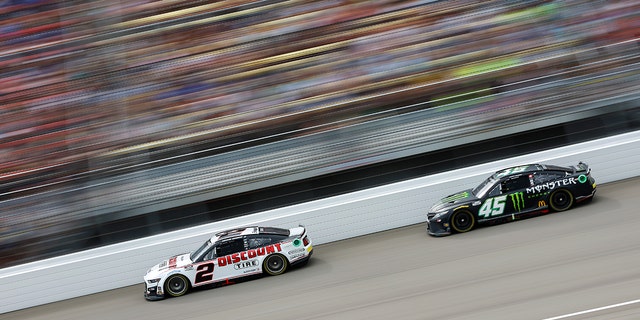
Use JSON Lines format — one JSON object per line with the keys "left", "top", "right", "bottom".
{"left": 549, "top": 189, "right": 574, "bottom": 211}
{"left": 263, "top": 254, "right": 288, "bottom": 276}
{"left": 451, "top": 209, "right": 475, "bottom": 233}
{"left": 164, "top": 274, "right": 190, "bottom": 297}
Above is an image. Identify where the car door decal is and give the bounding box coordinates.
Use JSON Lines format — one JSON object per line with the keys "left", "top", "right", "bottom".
{"left": 479, "top": 195, "right": 507, "bottom": 218}
{"left": 217, "top": 243, "right": 282, "bottom": 267}
{"left": 194, "top": 262, "right": 215, "bottom": 284}
{"left": 509, "top": 192, "right": 525, "bottom": 212}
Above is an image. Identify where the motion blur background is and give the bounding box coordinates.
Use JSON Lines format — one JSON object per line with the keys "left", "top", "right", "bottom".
{"left": 2, "top": 0, "right": 640, "bottom": 269}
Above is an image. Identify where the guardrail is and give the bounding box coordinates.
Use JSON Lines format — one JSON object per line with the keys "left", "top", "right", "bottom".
{"left": 2, "top": 130, "right": 639, "bottom": 314}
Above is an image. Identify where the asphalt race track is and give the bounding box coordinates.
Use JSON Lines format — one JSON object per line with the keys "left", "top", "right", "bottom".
{"left": 5, "top": 177, "right": 640, "bottom": 320}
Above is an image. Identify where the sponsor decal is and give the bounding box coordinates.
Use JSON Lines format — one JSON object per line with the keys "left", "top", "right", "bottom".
{"left": 443, "top": 191, "right": 469, "bottom": 202}
{"left": 288, "top": 248, "right": 305, "bottom": 255}
{"left": 168, "top": 257, "right": 177, "bottom": 269}
{"left": 527, "top": 191, "right": 550, "bottom": 199}
{"left": 578, "top": 174, "right": 588, "bottom": 184}
{"left": 293, "top": 238, "right": 302, "bottom": 247}
{"left": 510, "top": 192, "right": 525, "bottom": 212}
{"left": 526, "top": 178, "right": 576, "bottom": 194}
{"left": 538, "top": 200, "right": 547, "bottom": 207}
{"left": 290, "top": 253, "right": 306, "bottom": 260}
{"left": 234, "top": 260, "right": 259, "bottom": 270}
{"left": 217, "top": 243, "right": 282, "bottom": 267}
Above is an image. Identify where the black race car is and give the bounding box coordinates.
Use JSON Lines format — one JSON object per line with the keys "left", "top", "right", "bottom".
{"left": 426, "top": 162, "right": 596, "bottom": 236}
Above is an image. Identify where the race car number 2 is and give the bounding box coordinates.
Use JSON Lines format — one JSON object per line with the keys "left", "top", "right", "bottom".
{"left": 195, "top": 263, "right": 214, "bottom": 284}
{"left": 479, "top": 195, "right": 507, "bottom": 218}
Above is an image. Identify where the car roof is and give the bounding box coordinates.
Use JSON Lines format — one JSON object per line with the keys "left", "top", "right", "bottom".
{"left": 493, "top": 164, "right": 541, "bottom": 178}
{"left": 493, "top": 164, "right": 573, "bottom": 179}
{"left": 540, "top": 164, "right": 573, "bottom": 172}
{"left": 214, "top": 226, "right": 257, "bottom": 238}
{"left": 210, "top": 226, "right": 290, "bottom": 242}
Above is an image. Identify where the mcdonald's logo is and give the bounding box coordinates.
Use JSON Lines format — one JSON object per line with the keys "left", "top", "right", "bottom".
{"left": 538, "top": 200, "right": 547, "bottom": 208}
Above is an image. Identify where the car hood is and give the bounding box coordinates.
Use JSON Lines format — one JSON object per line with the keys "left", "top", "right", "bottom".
{"left": 429, "top": 189, "right": 478, "bottom": 212}
{"left": 145, "top": 253, "right": 192, "bottom": 278}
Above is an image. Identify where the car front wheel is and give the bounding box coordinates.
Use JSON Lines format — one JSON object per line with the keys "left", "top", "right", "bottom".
{"left": 165, "top": 274, "right": 189, "bottom": 297}
{"left": 451, "top": 209, "right": 475, "bottom": 233}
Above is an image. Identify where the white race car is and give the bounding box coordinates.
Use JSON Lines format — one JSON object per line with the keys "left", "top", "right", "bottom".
{"left": 144, "top": 225, "right": 313, "bottom": 300}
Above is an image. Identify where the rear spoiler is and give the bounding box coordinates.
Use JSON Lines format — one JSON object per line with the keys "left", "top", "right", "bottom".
{"left": 289, "top": 224, "right": 306, "bottom": 237}
{"left": 572, "top": 161, "right": 590, "bottom": 174}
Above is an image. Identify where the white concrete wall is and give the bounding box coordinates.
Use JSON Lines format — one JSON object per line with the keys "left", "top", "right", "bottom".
{"left": 2, "top": 131, "right": 639, "bottom": 314}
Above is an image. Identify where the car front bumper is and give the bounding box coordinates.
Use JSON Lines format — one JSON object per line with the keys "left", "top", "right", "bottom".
{"left": 426, "top": 215, "right": 452, "bottom": 237}
{"left": 144, "top": 285, "right": 165, "bottom": 301}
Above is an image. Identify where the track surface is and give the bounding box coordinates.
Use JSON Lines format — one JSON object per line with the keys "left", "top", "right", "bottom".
{"left": 6, "top": 177, "right": 640, "bottom": 320}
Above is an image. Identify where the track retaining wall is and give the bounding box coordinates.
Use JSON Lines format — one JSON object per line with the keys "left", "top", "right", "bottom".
{"left": 2, "top": 131, "right": 639, "bottom": 314}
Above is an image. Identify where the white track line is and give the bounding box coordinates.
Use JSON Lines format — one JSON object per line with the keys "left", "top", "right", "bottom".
{"left": 543, "top": 299, "right": 640, "bottom": 320}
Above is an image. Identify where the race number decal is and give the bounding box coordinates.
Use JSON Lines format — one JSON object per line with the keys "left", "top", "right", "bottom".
{"left": 479, "top": 195, "right": 507, "bottom": 218}
{"left": 195, "top": 263, "right": 214, "bottom": 284}
{"left": 496, "top": 166, "right": 528, "bottom": 178}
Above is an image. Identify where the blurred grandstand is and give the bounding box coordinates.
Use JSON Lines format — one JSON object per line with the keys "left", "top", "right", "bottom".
{"left": 1, "top": 0, "right": 640, "bottom": 268}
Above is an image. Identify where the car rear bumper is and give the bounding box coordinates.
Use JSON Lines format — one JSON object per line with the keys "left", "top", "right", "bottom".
{"left": 576, "top": 186, "right": 596, "bottom": 203}
{"left": 290, "top": 245, "right": 313, "bottom": 266}
{"left": 291, "top": 248, "right": 312, "bottom": 266}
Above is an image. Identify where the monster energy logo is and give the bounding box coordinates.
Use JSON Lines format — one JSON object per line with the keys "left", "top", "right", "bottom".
{"left": 510, "top": 192, "right": 525, "bottom": 212}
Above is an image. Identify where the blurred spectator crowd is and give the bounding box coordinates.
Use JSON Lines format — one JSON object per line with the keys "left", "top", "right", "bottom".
{"left": 2, "top": 0, "right": 639, "bottom": 181}
{"left": 1, "top": 0, "right": 640, "bottom": 267}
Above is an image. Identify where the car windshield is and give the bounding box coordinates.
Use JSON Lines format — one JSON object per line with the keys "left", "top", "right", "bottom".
{"left": 472, "top": 176, "right": 498, "bottom": 198}
{"left": 190, "top": 239, "right": 212, "bottom": 261}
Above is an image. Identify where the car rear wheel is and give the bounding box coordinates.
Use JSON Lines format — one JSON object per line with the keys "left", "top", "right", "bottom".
{"left": 165, "top": 274, "right": 189, "bottom": 297}
{"left": 549, "top": 189, "right": 574, "bottom": 211}
{"left": 263, "top": 254, "right": 288, "bottom": 276}
{"left": 451, "top": 209, "right": 475, "bottom": 233}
